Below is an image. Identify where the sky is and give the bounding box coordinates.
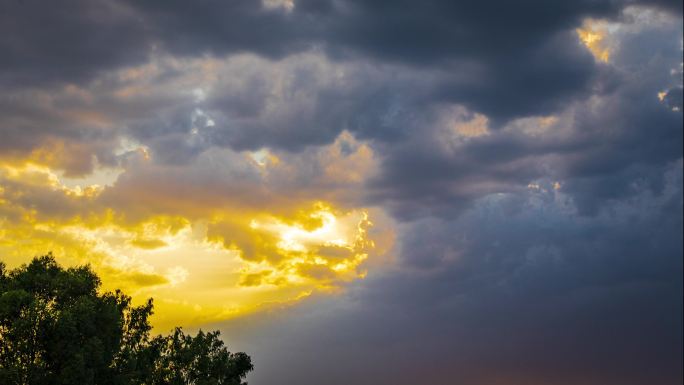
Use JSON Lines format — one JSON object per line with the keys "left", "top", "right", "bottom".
{"left": 0, "top": 0, "right": 682, "bottom": 384}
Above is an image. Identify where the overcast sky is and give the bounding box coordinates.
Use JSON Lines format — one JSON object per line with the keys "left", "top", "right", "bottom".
{"left": 1, "top": 1, "right": 682, "bottom": 384}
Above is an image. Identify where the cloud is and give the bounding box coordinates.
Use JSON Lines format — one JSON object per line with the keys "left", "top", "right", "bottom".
{"left": 220, "top": 159, "right": 683, "bottom": 385}
{"left": 365, "top": 8, "right": 683, "bottom": 219}
{"left": 0, "top": 1, "right": 681, "bottom": 383}
{"left": 0, "top": 0, "right": 150, "bottom": 87}
{"left": 0, "top": 133, "right": 393, "bottom": 330}
{"left": 1, "top": 4, "right": 678, "bottom": 178}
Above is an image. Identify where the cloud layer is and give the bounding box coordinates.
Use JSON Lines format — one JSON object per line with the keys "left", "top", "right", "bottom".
{"left": 1, "top": 1, "right": 682, "bottom": 384}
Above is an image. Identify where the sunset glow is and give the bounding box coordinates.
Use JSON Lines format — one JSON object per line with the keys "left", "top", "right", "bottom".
{"left": 1, "top": 1, "right": 681, "bottom": 384}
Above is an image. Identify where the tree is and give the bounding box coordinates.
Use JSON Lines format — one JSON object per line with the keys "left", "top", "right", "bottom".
{"left": 0, "top": 254, "right": 253, "bottom": 385}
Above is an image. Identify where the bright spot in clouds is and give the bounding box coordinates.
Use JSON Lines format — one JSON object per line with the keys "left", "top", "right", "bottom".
{"left": 262, "top": 0, "right": 294, "bottom": 12}
{"left": 577, "top": 20, "right": 612, "bottom": 63}
{"left": 0, "top": 153, "right": 385, "bottom": 329}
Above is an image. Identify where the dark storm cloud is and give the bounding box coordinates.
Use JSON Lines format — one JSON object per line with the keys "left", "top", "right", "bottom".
{"left": 0, "top": 0, "right": 669, "bottom": 118}
{"left": 0, "top": 0, "right": 678, "bottom": 167}
{"left": 200, "top": 56, "right": 440, "bottom": 151}
{"left": 319, "top": 0, "right": 614, "bottom": 122}
{"left": 640, "top": 0, "right": 684, "bottom": 12}
{"left": 105, "top": 0, "right": 678, "bottom": 124}
{"left": 0, "top": 0, "right": 150, "bottom": 87}
{"left": 119, "top": 0, "right": 611, "bottom": 122}
{"left": 220, "top": 161, "right": 683, "bottom": 385}
{"left": 202, "top": 12, "right": 681, "bottom": 382}
{"left": 540, "top": 18, "right": 683, "bottom": 214}
{"left": 110, "top": 0, "right": 678, "bottom": 157}
{"left": 119, "top": 0, "right": 313, "bottom": 58}
{"left": 366, "top": 12, "right": 683, "bottom": 219}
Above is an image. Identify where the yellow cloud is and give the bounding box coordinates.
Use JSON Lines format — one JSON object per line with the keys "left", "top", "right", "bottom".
{"left": 130, "top": 238, "right": 168, "bottom": 249}
{"left": 577, "top": 20, "right": 611, "bottom": 63}
{"left": 1, "top": 157, "right": 391, "bottom": 331}
{"left": 453, "top": 113, "right": 490, "bottom": 138}
{"left": 210, "top": 203, "right": 374, "bottom": 289}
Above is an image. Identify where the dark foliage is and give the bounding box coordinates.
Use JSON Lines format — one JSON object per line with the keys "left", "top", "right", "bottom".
{"left": 0, "top": 254, "right": 253, "bottom": 385}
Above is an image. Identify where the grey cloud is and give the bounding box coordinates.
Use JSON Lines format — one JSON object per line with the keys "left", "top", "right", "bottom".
{"left": 219, "top": 160, "right": 683, "bottom": 385}
{"left": 121, "top": 0, "right": 313, "bottom": 58}
{"left": 0, "top": 88, "right": 121, "bottom": 175}
{"left": 126, "top": 0, "right": 608, "bottom": 122}
{"left": 0, "top": 0, "right": 151, "bottom": 87}
{"left": 1, "top": 2, "right": 680, "bottom": 219}
{"left": 205, "top": 68, "right": 438, "bottom": 151}
{"left": 365, "top": 13, "right": 683, "bottom": 219}
{"left": 114, "top": 0, "right": 671, "bottom": 124}
{"left": 0, "top": 0, "right": 670, "bottom": 117}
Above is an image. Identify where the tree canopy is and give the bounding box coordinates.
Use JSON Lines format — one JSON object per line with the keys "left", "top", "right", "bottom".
{"left": 0, "top": 254, "right": 253, "bottom": 385}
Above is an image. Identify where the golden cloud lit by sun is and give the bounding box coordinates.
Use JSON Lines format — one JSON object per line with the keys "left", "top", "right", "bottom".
{"left": 576, "top": 20, "right": 611, "bottom": 63}
{"left": 0, "top": 52, "right": 392, "bottom": 331}
{"left": 237, "top": 204, "right": 374, "bottom": 288}
{"left": 0, "top": 131, "right": 393, "bottom": 331}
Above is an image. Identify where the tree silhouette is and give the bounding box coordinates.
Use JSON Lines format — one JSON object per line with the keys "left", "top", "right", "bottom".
{"left": 0, "top": 254, "right": 253, "bottom": 385}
